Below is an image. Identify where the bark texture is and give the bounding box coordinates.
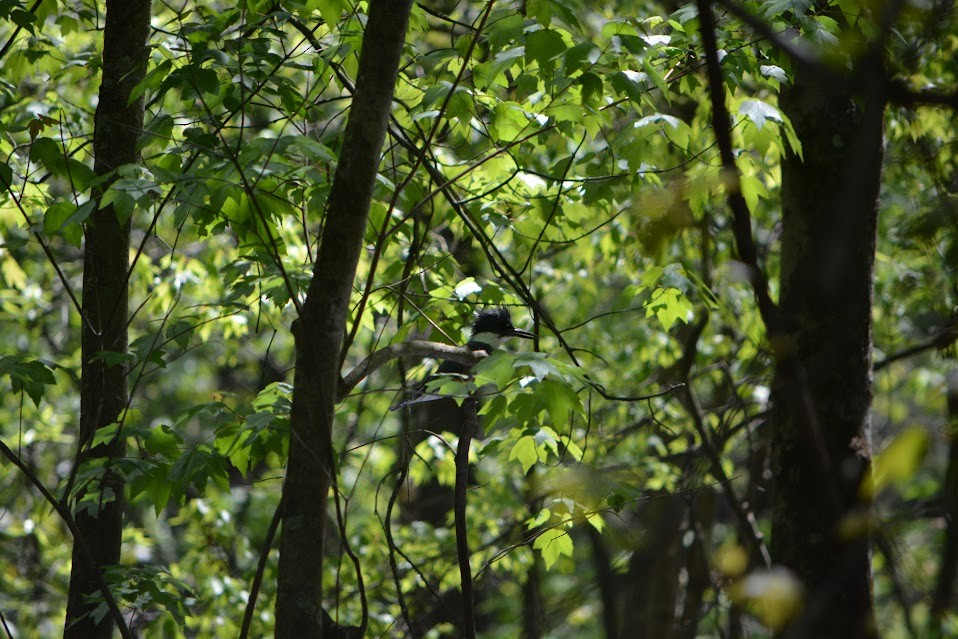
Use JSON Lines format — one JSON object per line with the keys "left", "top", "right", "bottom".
{"left": 65, "top": 1, "right": 151, "bottom": 637}
{"left": 772, "top": 66, "right": 884, "bottom": 638}
{"left": 274, "top": 1, "right": 414, "bottom": 636}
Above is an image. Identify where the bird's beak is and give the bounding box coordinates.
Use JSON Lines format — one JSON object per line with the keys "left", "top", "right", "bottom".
{"left": 511, "top": 328, "right": 536, "bottom": 340}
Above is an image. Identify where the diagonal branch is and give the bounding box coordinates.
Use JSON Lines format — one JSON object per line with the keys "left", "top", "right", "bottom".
{"left": 695, "top": 0, "right": 779, "bottom": 333}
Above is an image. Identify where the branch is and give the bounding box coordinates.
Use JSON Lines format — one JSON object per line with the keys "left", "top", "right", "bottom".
{"left": 338, "top": 340, "right": 485, "bottom": 401}
{"left": 696, "top": 0, "right": 779, "bottom": 333}
{"left": 874, "top": 318, "right": 958, "bottom": 371}
{"left": 240, "top": 493, "right": 283, "bottom": 639}
{"left": 887, "top": 84, "right": 958, "bottom": 109}
{"left": 713, "top": 0, "right": 958, "bottom": 111}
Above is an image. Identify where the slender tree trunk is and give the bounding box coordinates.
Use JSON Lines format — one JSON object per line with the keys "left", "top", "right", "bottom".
{"left": 521, "top": 554, "right": 544, "bottom": 639}
{"left": 274, "top": 1, "right": 414, "bottom": 636}
{"left": 619, "top": 493, "right": 684, "bottom": 639}
{"left": 771, "top": 61, "right": 884, "bottom": 638}
{"left": 930, "top": 370, "right": 958, "bottom": 627}
{"left": 588, "top": 525, "right": 618, "bottom": 639}
{"left": 64, "top": 2, "right": 151, "bottom": 637}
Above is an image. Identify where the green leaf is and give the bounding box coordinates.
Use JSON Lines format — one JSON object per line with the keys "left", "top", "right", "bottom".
{"left": 474, "top": 352, "right": 515, "bottom": 390}
{"left": 29, "top": 137, "right": 97, "bottom": 191}
{"left": 535, "top": 378, "right": 582, "bottom": 426}
{"left": 534, "top": 426, "right": 559, "bottom": 458}
{"left": 169, "top": 446, "right": 229, "bottom": 503}
{"left": 100, "top": 186, "right": 137, "bottom": 226}
{"left": 144, "top": 424, "right": 183, "bottom": 457}
{"left": 492, "top": 101, "right": 532, "bottom": 142}
{"left": 635, "top": 113, "right": 690, "bottom": 149}
{"left": 56, "top": 14, "right": 78, "bottom": 35}
{"left": 0, "top": 161, "right": 12, "bottom": 189}
{"left": 563, "top": 41, "right": 599, "bottom": 73}
{"left": 740, "top": 173, "right": 769, "bottom": 212}
{"left": 586, "top": 511, "right": 605, "bottom": 532}
{"left": 529, "top": 507, "right": 551, "bottom": 527}
{"left": 512, "top": 352, "right": 559, "bottom": 380}
{"left": 0, "top": 355, "right": 57, "bottom": 406}
{"left": 525, "top": 29, "right": 567, "bottom": 71}
{"left": 601, "top": 18, "right": 636, "bottom": 39}
{"left": 96, "top": 350, "right": 136, "bottom": 368}
{"left": 641, "top": 55, "right": 669, "bottom": 95}
{"left": 90, "top": 422, "right": 124, "bottom": 448}
{"left": 533, "top": 526, "right": 574, "bottom": 569}
{"left": 10, "top": 8, "right": 37, "bottom": 31}
{"left": 645, "top": 287, "right": 694, "bottom": 331}
{"left": 454, "top": 277, "right": 483, "bottom": 300}
{"left": 317, "top": 0, "right": 346, "bottom": 25}
{"left": 44, "top": 201, "right": 77, "bottom": 236}
{"left": 130, "top": 59, "right": 173, "bottom": 105}
{"left": 189, "top": 66, "right": 219, "bottom": 95}
{"left": 510, "top": 434, "right": 539, "bottom": 473}
{"left": 579, "top": 72, "right": 602, "bottom": 106}
{"left": 611, "top": 70, "right": 646, "bottom": 104}
{"left": 129, "top": 461, "right": 174, "bottom": 516}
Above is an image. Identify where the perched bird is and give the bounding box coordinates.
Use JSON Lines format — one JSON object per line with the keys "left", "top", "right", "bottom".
{"left": 390, "top": 306, "right": 535, "bottom": 411}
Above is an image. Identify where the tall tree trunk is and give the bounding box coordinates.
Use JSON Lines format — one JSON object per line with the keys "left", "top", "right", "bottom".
{"left": 274, "top": 1, "right": 414, "bottom": 637}
{"left": 771, "top": 62, "right": 884, "bottom": 638}
{"left": 64, "top": 2, "right": 151, "bottom": 638}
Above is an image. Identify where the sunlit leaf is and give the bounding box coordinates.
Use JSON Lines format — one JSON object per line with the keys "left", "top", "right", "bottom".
{"left": 533, "top": 526, "right": 574, "bottom": 569}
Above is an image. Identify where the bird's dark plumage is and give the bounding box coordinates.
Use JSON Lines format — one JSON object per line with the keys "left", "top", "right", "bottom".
{"left": 390, "top": 306, "right": 534, "bottom": 411}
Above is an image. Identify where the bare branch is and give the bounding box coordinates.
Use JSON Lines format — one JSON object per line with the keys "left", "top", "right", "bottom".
{"left": 875, "top": 315, "right": 958, "bottom": 371}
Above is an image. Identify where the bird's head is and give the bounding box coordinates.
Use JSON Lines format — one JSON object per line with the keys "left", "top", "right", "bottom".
{"left": 469, "top": 306, "right": 535, "bottom": 349}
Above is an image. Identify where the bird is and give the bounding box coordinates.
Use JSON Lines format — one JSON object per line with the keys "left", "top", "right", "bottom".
{"left": 390, "top": 306, "right": 535, "bottom": 411}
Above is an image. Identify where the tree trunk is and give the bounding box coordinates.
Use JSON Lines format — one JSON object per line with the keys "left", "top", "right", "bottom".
{"left": 930, "top": 369, "right": 958, "bottom": 626}
{"left": 274, "top": 1, "right": 414, "bottom": 636}
{"left": 619, "top": 493, "right": 685, "bottom": 639}
{"left": 64, "top": 1, "right": 151, "bottom": 637}
{"left": 771, "top": 63, "right": 884, "bottom": 638}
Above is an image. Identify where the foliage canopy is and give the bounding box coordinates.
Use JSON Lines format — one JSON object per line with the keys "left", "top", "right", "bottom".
{"left": 1, "top": 0, "right": 957, "bottom": 637}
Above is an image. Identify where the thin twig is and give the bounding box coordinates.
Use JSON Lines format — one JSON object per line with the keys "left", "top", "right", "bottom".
{"left": 239, "top": 494, "right": 284, "bottom": 639}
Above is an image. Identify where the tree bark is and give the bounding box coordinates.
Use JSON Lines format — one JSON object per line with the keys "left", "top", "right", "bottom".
{"left": 771, "top": 61, "right": 884, "bottom": 638}
{"left": 64, "top": 1, "right": 151, "bottom": 637}
{"left": 274, "top": 1, "right": 414, "bottom": 636}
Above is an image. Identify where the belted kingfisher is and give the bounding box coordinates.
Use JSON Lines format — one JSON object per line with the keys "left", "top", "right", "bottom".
{"left": 390, "top": 306, "right": 535, "bottom": 411}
